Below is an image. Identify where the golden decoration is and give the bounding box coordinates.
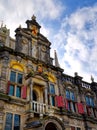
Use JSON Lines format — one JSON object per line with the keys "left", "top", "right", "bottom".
{"left": 10, "top": 61, "right": 25, "bottom": 72}
{"left": 45, "top": 72, "right": 56, "bottom": 83}
{"left": 32, "top": 25, "right": 38, "bottom": 36}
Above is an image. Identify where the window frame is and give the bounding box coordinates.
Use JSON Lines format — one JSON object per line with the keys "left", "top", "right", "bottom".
{"left": 85, "top": 95, "right": 94, "bottom": 107}
{"left": 66, "top": 89, "right": 75, "bottom": 101}
{"left": 48, "top": 83, "right": 56, "bottom": 106}
{"left": 8, "top": 69, "right": 24, "bottom": 98}
{"left": 85, "top": 95, "right": 96, "bottom": 117}
{"left": 5, "top": 112, "right": 21, "bottom": 130}
{"left": 71, "top": 126, "right": 81, "bottom": 130}
{"left": 65, "top": 89, "right": 76, "bottom": 113}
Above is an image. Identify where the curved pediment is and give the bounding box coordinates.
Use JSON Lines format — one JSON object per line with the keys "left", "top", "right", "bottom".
{"left": 10, "top": 60, "right": 25, "bottom": 72}
{"left": 44, "top": 72, "right": 56, "bottom": 83}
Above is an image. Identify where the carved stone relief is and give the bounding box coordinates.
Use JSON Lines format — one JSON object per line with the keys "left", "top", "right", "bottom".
{"left": 4, "top": 104, "right": 25, "bottom": 113}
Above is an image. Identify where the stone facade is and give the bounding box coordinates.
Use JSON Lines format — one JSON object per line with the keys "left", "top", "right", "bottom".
{"left": 0, "top": 16, "right": 97, "bottom": 130}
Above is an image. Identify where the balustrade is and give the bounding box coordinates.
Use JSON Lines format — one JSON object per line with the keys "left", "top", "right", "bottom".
{"left": 32, "top": 101, "right": 47, "bottom": 114}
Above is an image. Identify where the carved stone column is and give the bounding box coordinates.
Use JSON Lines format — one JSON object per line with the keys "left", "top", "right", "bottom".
{"left": 0, "top": 52, "right": 9, "bottom": 93}
{"left": 44, "top": 83, "right": 48, "bottom": 113}
{"left": 29, "top": 78, "right": 34, "bottom": 117}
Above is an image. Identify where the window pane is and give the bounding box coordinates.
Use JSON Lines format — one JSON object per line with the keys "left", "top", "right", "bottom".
{"left": 5, "top": 113, "right": 13, "bottom": 130}
{"left": 68, "top": 101, "right": 71, "bottom": 111}
{"left": 51, "top": 96, "right": 55, "bottom": 106}
{"left": 16, "top": 86, "right": 21, "bottom": 98}
{"left": 77, "top": 128, "right": 81, "bottom": 130}
{"left": 10, "top": 71, "right": 16, "bottom": 82}
{"left": 50, "top": 84, "right": 55, "bottom": 94}
{"left": 9, "top": 85, "right": 14, "bottom": 96}
{"left": 70, "top": 92, "right": 75, "bottom": 101}
{"left": 93, "top": 108, "right": 96, "bottom": 117}
{"left": 90, "top": 98, "right": 94, "bottom": 107}
{"left": 86, "top": 96, "right": 90, "bottom": 105}
{"left": 71, "top": 102, "right": 76, "bottom": 112}
{"left": 17, "top": 73, "right": 23, "bottom": 84}
{"left": 66, "top": 90, "right": 70, "bottom": 99}
{"left": 14, "top": 114, "right": 20, "bottom": 130}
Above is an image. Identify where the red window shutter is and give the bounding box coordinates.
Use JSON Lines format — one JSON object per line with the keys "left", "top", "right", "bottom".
{"left": 60, "top": 96, "right": 64, "bottom": 107}
{"left": 71, "top": 126, "right": 75, "bottom": 130}
{"left": 86, "top": 106, "right": 91, "bottom": 116}
{"left": 21, "top": 86, "right": 27, "bottom": 99}
{"left": 64, "top": 98, "right": 68, "bottom": 110}
{"left": 55, "top": 96, "right": 64, "bottom": 108}
{"left": 77, "top": 103, "right": 84, "bottom": 114}
{"left": 6, "top": 81, "right": 10, "bottom": 94}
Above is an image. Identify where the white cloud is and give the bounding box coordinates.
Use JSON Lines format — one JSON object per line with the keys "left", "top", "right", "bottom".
{"left": 1, "top": 0, "right": 97, "bottom": 83}
{"left": 0, "top": 0, "right": 65, "bottom": 38}
{"left": 52, "top": 4, "right": 97, "bottom": 82}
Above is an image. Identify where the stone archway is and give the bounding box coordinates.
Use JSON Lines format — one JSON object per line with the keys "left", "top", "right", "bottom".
{"left": 43, "top": 116, "right": 65, "bottom": 130}
{"left": 45, "top": 122, "right": 57, "bottom": 130}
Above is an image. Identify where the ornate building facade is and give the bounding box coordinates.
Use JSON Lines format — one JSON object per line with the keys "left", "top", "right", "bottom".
{"left": 0, "top": 16, "right": 97, "bottom": 130}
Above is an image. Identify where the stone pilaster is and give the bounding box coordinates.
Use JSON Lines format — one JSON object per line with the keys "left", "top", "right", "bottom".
{"left": 0, "top": 51, "right": 9, "bottom": 93}
{"left": 0, "top": 100, "right": 5, "bottom": 130}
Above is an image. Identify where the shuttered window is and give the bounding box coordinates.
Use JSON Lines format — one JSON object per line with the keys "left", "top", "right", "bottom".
{"left": 7, "top": 70, "right": 26, "bottom": 99}
{"left": 85, "top": 95, "right": 96, "bottom": 117}
{"left": 66, "top": 89, "right": 76, "bottom": 112}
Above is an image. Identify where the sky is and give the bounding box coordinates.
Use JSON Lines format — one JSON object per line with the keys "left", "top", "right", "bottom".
{"left": 0, "top": 0, "right": 97, "bottom": 83}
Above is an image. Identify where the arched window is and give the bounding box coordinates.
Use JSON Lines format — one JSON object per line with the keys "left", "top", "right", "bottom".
{"left": 65, "top": 89, "right": 76, "bottom": 113}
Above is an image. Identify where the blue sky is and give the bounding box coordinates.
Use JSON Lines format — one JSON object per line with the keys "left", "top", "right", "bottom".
{"left": 0, "top": 0, "right": 97, "bottom": 82}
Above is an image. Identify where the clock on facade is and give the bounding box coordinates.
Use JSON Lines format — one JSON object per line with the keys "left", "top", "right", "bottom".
{"left": 31, "top": 25, "right": 38, "bottom": 36}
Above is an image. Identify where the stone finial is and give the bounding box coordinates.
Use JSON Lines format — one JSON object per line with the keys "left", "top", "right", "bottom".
{"left": 54, "top": 50, "right": 60, "bottom": 67}
{"left": 74, "top": 72, "right": 78, "bottom": 76}
{"left": 91, "top": 75, "right": 94, "bottom": 82}
{"left": 19, "top": 24, "right": 21, "bottom": 28}
{"left": 31, "top": 15, "right": 36, "bottom": 20}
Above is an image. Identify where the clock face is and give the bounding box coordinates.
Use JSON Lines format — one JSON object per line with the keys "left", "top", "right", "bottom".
{"left": 31, "top": 26, "right": 38, "bottom": 36}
